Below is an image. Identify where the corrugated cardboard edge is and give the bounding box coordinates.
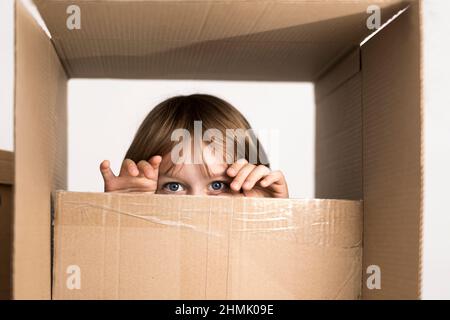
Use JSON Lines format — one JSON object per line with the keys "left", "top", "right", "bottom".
{"left": 417, "top": 0, "right": 424, "bottom": 299}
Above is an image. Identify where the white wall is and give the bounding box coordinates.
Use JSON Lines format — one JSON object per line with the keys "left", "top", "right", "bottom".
{"left": 422, "top": 0, "right": 450, "bottom": 300}
{"left": 68, "top": 80, "right": 315, "bottom": 198}
{"left": 0, "top": 0, "right": 14, "bottom": 151}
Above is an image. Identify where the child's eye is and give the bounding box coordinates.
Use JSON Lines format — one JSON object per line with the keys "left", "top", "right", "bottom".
{"left": 209, "top": 181, "right": 228, "bottom": 192}
{"left": 163, "top": 182, "right": 185, "bottom": 192}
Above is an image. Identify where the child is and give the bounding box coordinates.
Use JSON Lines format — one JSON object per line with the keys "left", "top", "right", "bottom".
{"left": 100, "top": 94, "right": 288, "bottom": 198}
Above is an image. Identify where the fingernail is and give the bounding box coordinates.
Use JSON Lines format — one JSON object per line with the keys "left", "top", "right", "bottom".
{"left": 228, "top": 168, "right": 235, "bottom": 176}
{"left": 243, "top": 182, "right": 251, "bottom": 189}
{"left": 231, "top": 182, "right": 239, "bottom": 190}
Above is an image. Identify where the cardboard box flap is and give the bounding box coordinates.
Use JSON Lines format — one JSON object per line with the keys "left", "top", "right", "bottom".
{"left": 0, "top": 151, "right": 13, "bottom": 299}
{"left": 34, "top": 0, "right": 406, "bottom": 80}
{"left": 13, "top": 0, "right": 68, "bottom": 299}
{"left": 0, "top": 151, "right": 14, "bottom": 185}
{"left": 0, "top": 184, "right": 13, "bottom": 299}
{"left": 53, "top": 192, "right": 363, "bottom": 299}
{"left": 361, "top": 2, "right": 422, "bottom": 299}
{"left": 315, "top": 73, "right": 363, "bottom": 201}
{"left": 314, "top": 48, "right": 362, "bottom": 202}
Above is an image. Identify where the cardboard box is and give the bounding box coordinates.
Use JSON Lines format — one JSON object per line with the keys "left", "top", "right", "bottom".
{"left": 0, "top": 150, "right": 14, "bottom": 300}
{"left": 53, "top": 192, "right": 363, "bottom": 299}
{"left": 10, "top": 0, "right": 423, "bottom": 299}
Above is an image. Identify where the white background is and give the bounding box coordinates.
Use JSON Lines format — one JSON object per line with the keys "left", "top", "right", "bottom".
{"left": 1, "top": 0, "right": 449, "bottom": 299}
{"left": 422, "top": 0, "right": 450, "bottom": 300}
{"left": 68, "top": 80, "right": 315, "bottom": 198}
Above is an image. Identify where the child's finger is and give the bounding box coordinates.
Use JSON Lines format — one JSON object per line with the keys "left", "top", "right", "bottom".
{"left": 226, "top": 159, "right": 248, "bottom": 177}
{"left": 100, "top": 160, "right": 116, "bottom": 181}
{"left": 149, "top": 155, "right": 162, "bottom": 170}
{"left": 120, "top": 159, "right": 139, "bottom": 177}
{"left": 145, "top": 156, "right": 162, "bottom": 180}
{"left": 137, "top": 160, "right": 153, "bottom": 179}
{"left": 230, "top": 163, "right": 256, "bottom": 191}
{"left": 242, "top": 165, "right": 271, "bottom": 191}
{"left": 260, "top": 170, "right": 284, "bottom": 188}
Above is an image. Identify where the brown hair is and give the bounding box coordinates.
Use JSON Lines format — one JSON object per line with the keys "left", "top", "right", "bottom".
{"left": 125, "top": 94, "right": 269, "bottom": 167}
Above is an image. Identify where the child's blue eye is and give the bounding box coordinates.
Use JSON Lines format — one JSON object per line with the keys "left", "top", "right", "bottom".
{"left": 210, "top": 181, "right": 226, "bottom": 191}
{"left": 164, "top": 182, "right": 184, "bottom": 192}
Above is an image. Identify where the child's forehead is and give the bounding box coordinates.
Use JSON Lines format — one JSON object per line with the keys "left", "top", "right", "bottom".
{"left": 159, "top": 154, "right": 229, "bottom": 178}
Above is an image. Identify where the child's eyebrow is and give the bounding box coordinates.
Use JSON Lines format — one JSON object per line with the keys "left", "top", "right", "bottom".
{"left": 159, "top": 172, "right": 230, "bottom": 182}
{"left": 159, "top": 162, "right": 230, "bottom": 180}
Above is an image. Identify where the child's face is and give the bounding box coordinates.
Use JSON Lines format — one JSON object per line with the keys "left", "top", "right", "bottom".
{"left": 101, "top": 143, "right": 288, "bottom": 198}
{"left": 156, "top": 153, "right": 237, "bottom": 196}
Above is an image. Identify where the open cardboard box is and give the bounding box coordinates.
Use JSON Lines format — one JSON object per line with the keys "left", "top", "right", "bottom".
{"left": 7, "top": 0, "right": 422, "bottom": 299}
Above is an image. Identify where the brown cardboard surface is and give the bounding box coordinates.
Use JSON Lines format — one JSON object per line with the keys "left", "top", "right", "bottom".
{"left": 315, "top": 49, "right": 361, "bottom": 100}
{"left": 361, "top": 3, "right": 422, "bottom": 299}
{"left": 0, "top": 185, "right": 13, "bottom": 300}
{"left": 0, "top": 151, "right": 14, "bottom": 185}
{"left": 315, "top": 53, "right": 363, "bottom": 200}
{"left": 53, "top": 192, "right": 363, "bottom": 300}
{"left": 34, "top": 0, "right": 406, "bottom": 80}
{"left": 13, "top": 0, "right": 68, "bottom": 299}
{"left": 0, "top": 151, "right": 13, "bottom": 300}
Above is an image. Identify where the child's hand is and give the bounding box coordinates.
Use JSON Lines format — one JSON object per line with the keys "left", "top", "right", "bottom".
{"left": 100, "top": 156, "right": 162, "bottom": 193}
{"left": 226, "top": 159, "right": 289, "bottom": 198}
